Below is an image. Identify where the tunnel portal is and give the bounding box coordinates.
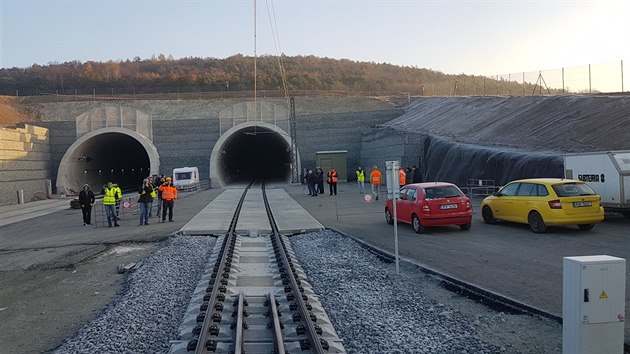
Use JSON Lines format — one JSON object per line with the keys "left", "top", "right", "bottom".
{"left": 57, "top": 128, "right": 159, "bottom": 195}
{"left": 211, "top": 123, "right": 297, "bottom": 186}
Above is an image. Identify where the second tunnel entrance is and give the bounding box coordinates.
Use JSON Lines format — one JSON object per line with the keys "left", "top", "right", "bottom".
{"left": 210, "top": 123, "right": 299, "bottom": 187}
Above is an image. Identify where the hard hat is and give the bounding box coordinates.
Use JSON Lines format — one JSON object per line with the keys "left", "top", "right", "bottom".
{"left": 166, "top": 177, "right": 172, "bottom": 181}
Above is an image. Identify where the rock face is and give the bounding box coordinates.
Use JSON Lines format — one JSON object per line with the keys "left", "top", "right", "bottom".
{"left": 368, "top": 95, "right": 630, "bottom": 186}
{"left": 422, "top": 136, "right": 563, "bottom": 187}
{"left": 385, "top": 95, "right": 630, "bottom": 153}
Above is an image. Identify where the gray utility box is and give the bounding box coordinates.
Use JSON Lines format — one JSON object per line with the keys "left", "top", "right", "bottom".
{"left": 564, "top": 151, "right": 630, "bottom": 215}
{"left": 563, "top": 255, "right": 626, "bottom": 354}
{"left": 315, "top": 150, "right": 347, "bottom": 182}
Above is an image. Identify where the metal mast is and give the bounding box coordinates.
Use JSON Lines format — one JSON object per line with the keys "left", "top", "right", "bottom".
{"left": 254, "top": 0, "right": 257, "bottom": 118}
{"left": 289, "top": 97, "right": 298, "bottom": 183}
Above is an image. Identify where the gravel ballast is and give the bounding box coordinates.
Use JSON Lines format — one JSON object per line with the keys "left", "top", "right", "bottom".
{"left": 290, "top": 230, "right": 562, "bottom": 354}
{"left": 52, "top": 230, "right": 561, "bottom": 353}
{"left": 52, "top": 236, "right": 216, "bottom": 354}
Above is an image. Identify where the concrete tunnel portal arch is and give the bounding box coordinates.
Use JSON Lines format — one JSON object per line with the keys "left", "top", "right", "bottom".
{"left": 56, "top": 127, "right": 160, "bottom": 195}
{"left": 210, "top": 122, "right": 300, "bottom": 187}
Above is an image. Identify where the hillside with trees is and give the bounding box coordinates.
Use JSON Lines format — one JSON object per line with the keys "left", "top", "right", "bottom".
{"left": 0, "top": 54, "right": 560, "bottom": 97}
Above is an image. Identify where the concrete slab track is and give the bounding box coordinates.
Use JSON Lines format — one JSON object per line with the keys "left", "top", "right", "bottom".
{"left": 179, "top": 186, "right": 324, "bottom": 235}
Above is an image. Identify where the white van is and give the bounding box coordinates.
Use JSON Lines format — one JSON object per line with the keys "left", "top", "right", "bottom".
{"left": 564, "top": 151, "right": 630, "bottom": 216}
{"left": 172, "top": 167, "right": 200, "bottom": 188}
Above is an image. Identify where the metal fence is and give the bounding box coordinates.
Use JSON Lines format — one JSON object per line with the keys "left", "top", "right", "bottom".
{"left": 8, "top": 89, "right": 412, "bottom": 103}
{"left": 462, "top": 179, "right": 501, "bottom": 199}
{"left": 435, "top": 60, "right": 628, "bottom": 96}
{"left": 175, "top": 180, "right": 212, "bottom": 193}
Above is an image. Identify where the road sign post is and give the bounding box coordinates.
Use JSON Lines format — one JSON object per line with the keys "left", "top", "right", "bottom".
{"left": 386, "top": 160, "right": 400, "bottom": 274}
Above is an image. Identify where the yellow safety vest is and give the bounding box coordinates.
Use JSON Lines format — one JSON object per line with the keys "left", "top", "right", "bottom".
{"left": 356, "top": 170, "right": 365, "bottom": 182}
{"left": 103, "top": 187, "right": 118, "bottom": 205}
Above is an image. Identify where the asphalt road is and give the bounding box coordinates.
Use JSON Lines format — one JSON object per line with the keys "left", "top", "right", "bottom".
{"left": 284, "top": 182, "right": 630, "bottom": 343}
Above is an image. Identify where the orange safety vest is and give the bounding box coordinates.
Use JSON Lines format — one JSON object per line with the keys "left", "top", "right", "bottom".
{"left": 327, "top": 170, "right": 338, "bottom": 183}
{"left": 370, "top": 170, "right": 382, "bottom": 185}
{"left": 399, "top": 169, "right": 406, "bottom": 185}
{"left": 159, "top": 184, "right": 178, "bottom": 201}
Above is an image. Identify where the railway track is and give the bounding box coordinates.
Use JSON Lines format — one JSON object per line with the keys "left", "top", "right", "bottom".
{"left": 170, "top": 182, "right": 345, "bottom": 353}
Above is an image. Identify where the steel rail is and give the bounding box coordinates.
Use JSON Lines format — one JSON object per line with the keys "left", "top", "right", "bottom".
{"left": 268, "top": 292, "right": 287, "bottom": 354}
{"left": 261, "top": 182, "right": 326, "bottom": 354}
{"left": 194, "top": 182, "right": 254, "bottom": 354}
{"left": 234, "top": 291, "right": 245, "bottom": 354}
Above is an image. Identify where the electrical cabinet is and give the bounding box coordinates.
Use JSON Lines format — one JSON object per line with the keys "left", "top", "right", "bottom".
{"left": 563, "top": 255, "right": 626, "bottom": 354}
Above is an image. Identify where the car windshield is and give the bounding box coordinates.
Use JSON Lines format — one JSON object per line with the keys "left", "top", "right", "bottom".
{"left": 424, "top": 186, "right": 463, "bottom": 199}
{"left": 552, "top": 182, "right": 597, "bottom": 197}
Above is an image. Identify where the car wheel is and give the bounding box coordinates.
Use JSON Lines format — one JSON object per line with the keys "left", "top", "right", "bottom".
{"left": 528, "top": 211, "right": 547, "bottom": 233}
{"left": 578, "top": 224, "right": 595, "bottom": 231}
{"left": 412, "top": 215, "right": 425, "bottom": 234}
{"left": 385, "top": 208, "right": 393, "bottom": 225}
{"left": 482, "top": 206, "right": 497, "bottom": 224}
{"left": 459, "top": 223, "right": 471, "bottom": 231}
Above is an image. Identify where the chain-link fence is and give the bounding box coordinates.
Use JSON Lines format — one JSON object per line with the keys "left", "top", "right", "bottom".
{"left": 431, "top": 60, "right": 628, "bottom": 96}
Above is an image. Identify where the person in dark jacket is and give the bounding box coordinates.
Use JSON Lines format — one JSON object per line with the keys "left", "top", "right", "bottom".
{"left": 307, "top": 170, "right": 318, "bottom": 196}
{"left": 78, "top": 184, "right": 95, "bottom": 225}
{"left": 154, "top": 175, "right": 164, "bottom": 216}
{"left": 406, "top": 167, "right": 414, "bottom": 184}
{"left": 316, "top": 167, "right": 325, "bottom": 194}
{"left": 138, "top": 179, "right": 154, "bottom": 226}
{"left": 412, "top": 165, "right": 423, "bottom": 183}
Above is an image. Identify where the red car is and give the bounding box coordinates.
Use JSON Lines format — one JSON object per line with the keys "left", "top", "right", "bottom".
{"left": 385, "top": 182, "right": 472, "bottom": 233}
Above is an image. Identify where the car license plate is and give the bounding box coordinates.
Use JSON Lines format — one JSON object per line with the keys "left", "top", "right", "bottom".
{"left": 440, "top": 204, "right": 458, "bottom": 210}
{"left": 573, "top": 201, "right": 592, "bottom": 207}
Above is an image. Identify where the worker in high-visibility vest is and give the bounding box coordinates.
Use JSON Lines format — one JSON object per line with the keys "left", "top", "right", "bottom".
{"left": 370, "top": 165, "right": 382, "bottom": 201}
{"left": 399, "top": 167, "right": 407, "bottom": 189}
{"left": 356, "top": 166, "right": 365, "bottom": 194}
{"left": 158, "top": 177, "right": 178, "bottom": 222}
{"left": 113, "top": 183, "right": 122, "bottom": 220}
{"left": 327, "top": 169, "right": 338, "bottom": 196}
{"left": 102, "top": 182, "right": 121, "bottom": 227}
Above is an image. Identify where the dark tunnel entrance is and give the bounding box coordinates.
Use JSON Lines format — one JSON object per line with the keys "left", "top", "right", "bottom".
{"left": 57, "top": 130, "right": 159, "bottom": 195}
{"left": 215, "top": 125, "right": 294, "bottom": 185}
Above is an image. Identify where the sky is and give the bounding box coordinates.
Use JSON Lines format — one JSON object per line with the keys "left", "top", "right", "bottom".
{"left": 1, "top": 0, "right": 629, "bottom": 77}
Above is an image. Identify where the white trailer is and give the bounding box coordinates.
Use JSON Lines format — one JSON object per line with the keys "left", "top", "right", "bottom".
{"left": 172, "top": 167, "right": 200, "bottom": 188}
{"left": 564, "top": 151, "right": 630, "bottom": 216}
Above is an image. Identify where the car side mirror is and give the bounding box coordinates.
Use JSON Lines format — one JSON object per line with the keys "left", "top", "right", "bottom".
{"left": 492, "top": 191, "right": 501, "bottom": 197}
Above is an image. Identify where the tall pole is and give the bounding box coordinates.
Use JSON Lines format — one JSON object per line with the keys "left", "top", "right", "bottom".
{"left": 254, "top": 0, "right": 257, "bottom": 119}
{"left": 589, "top": 64, "right": 592, "bottom": 94}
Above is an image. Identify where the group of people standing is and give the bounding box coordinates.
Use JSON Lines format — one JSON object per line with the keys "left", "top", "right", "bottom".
{"left": 304, "top": 168, "right": 339, "bottom": 196}
{"left": 355, "top": 165, "right": 423, "bottom": 201}
{"left": 356, "top": 165, "right": 382, "bottom": 200}
{"left": 299, "top": 164, "right": 423, "bottom": 201}
{"left": 78, "top": 175, "right": 178, "bottom": 227}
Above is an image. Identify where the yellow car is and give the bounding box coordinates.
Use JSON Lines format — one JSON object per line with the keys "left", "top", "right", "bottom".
{"left": 481, "top": 178, "right": 604, "bottom": 233}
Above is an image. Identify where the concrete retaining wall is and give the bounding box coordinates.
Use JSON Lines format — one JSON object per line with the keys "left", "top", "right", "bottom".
{"left": 359, "top": 127, "right": 427, "bottom": 180}
{"left": 298, "top": 109, "right": 403, "bottom": 172}
{"left": 153, "top": 119, "right": 219, "bottom": 180}
{"left": 0, "top": 124, "right": 52, "bottom": 206}
{"left": 30, "top": 106, "right": 403, "bottom": 190}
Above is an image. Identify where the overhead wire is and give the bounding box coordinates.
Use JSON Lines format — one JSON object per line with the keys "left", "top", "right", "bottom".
{"left": 265, "top": 0, "right": 290, "bottom": 106}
